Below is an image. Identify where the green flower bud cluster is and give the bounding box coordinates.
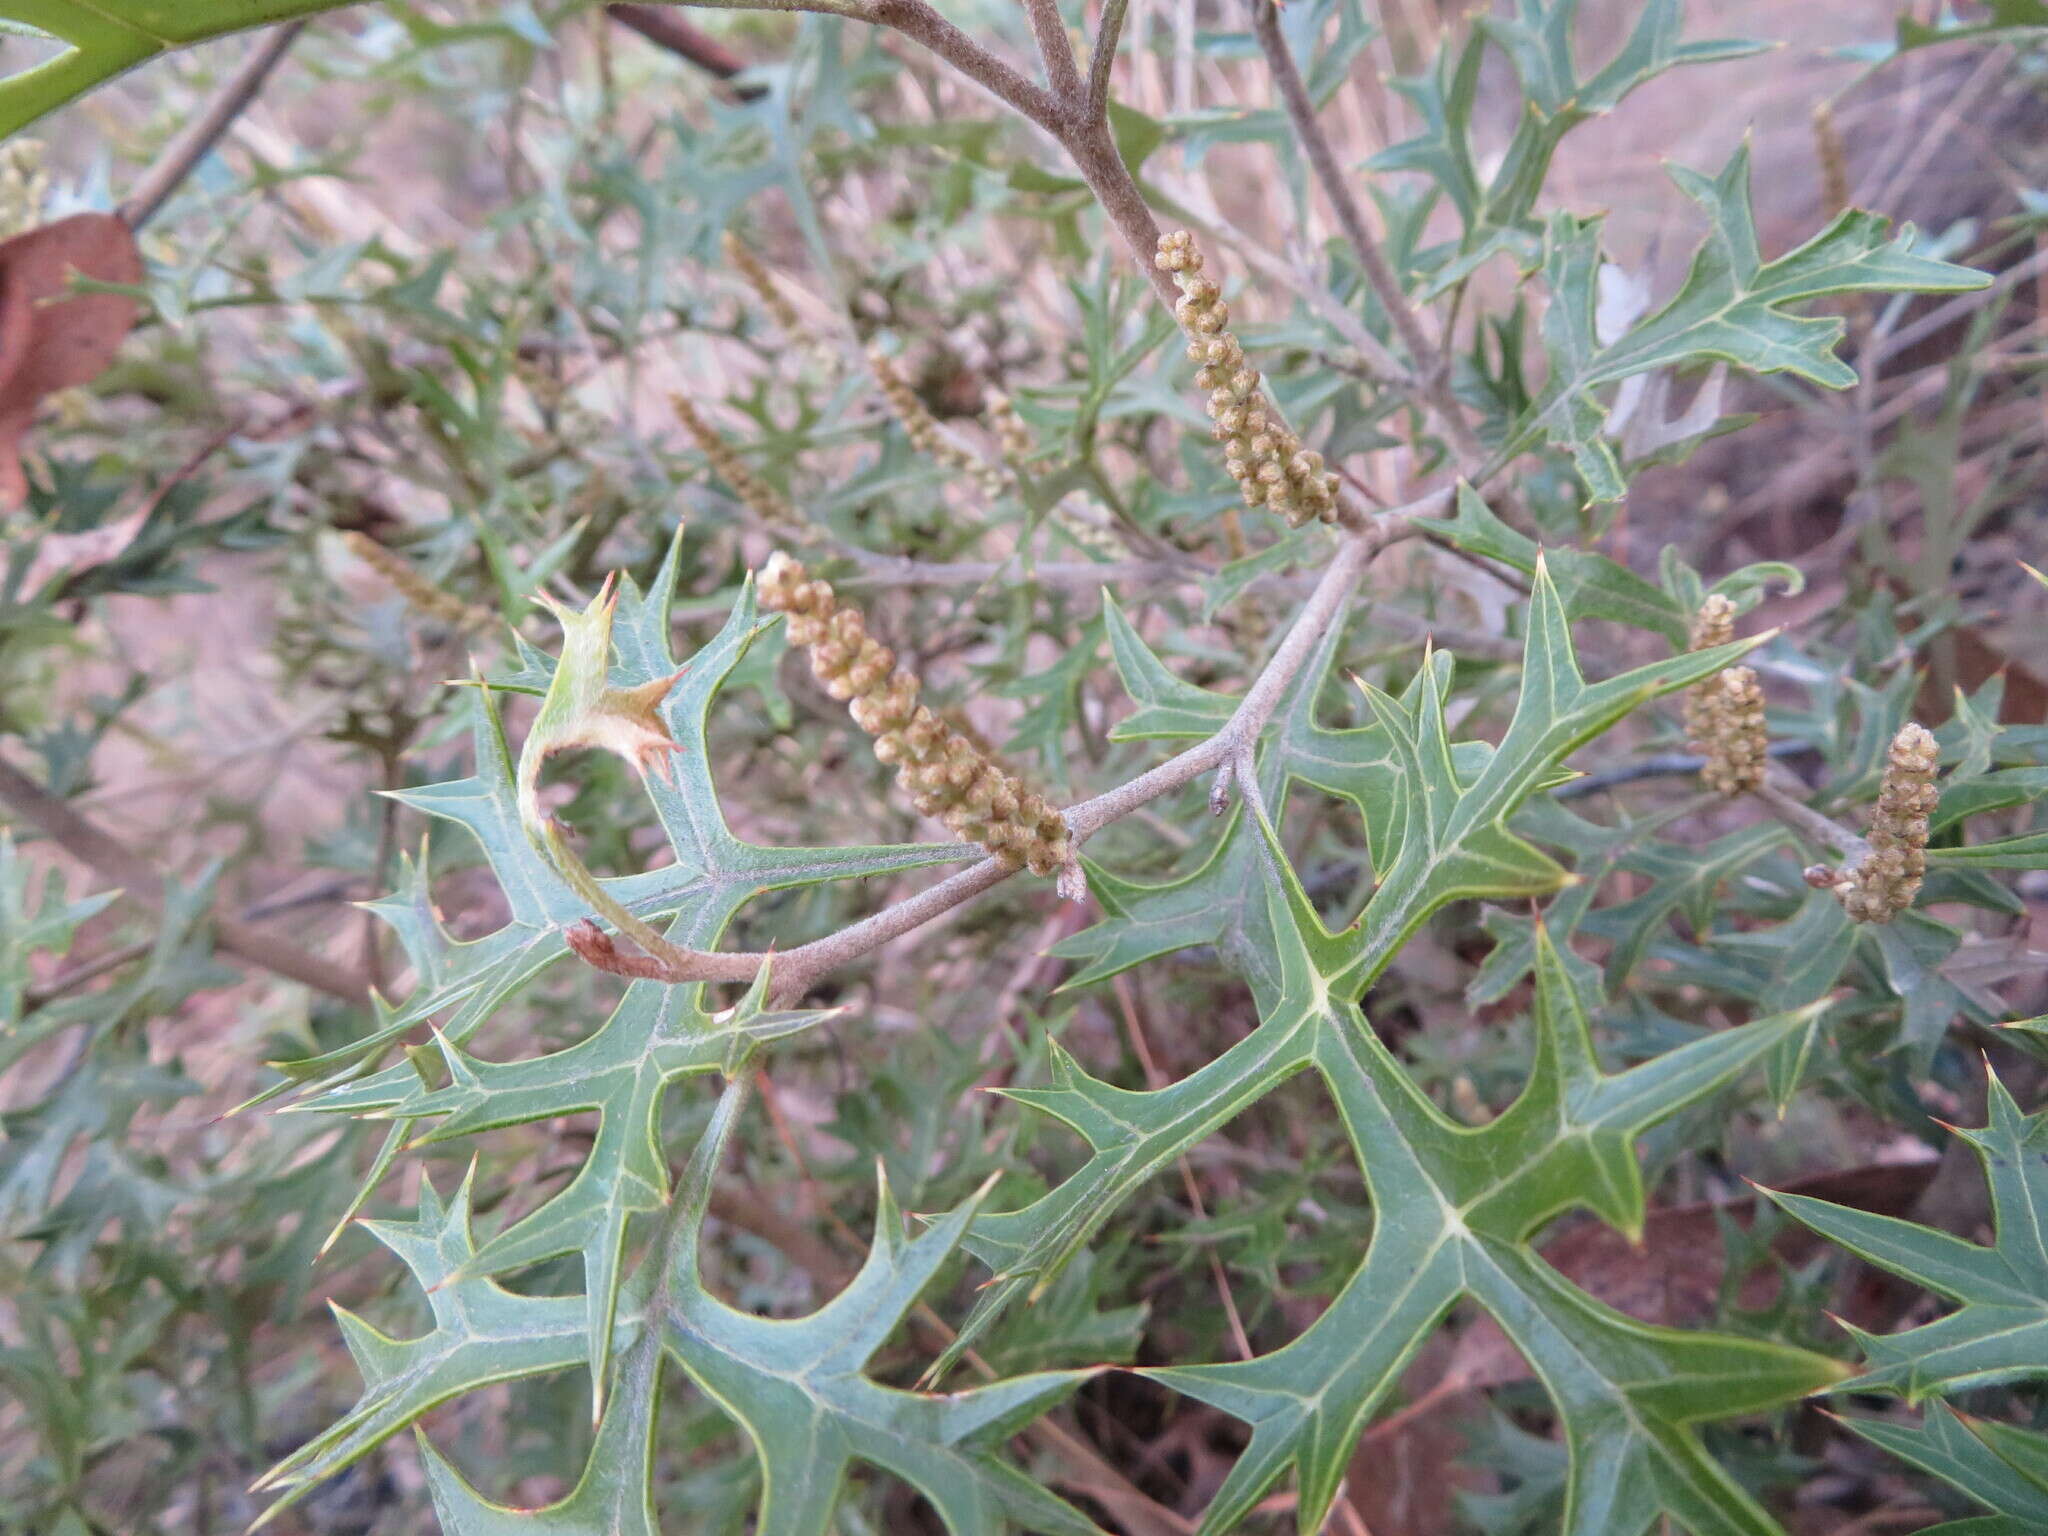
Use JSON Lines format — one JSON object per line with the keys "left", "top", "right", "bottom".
{"left": 760, "top": 552, "right": 1073, "bottom": 881}
{"left": 671, "top": 395, "right": 819, "bottom": 545}
{"left": 1834, "top": 723, "right": 1940, "bottom": 924}
{"left": 1155, "top": 230, "right": 1339, "bottom": 528}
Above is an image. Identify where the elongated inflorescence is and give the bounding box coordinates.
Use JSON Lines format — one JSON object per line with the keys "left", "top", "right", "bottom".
{"left": 1156, "top": 230, "right": 1340, "bottom": 528}
{"left": 342, "top": 531, "right": 496, "bottom": 634}
{"left": 759, "top": 552, "right": 1073, "bottom": 882}
{"left": 722, "top": 230, "right": 811, "bottom": 346}
{"left": 1833, "top": 723, "right": 1940, "bottom": 923}
{"left": 1681, "top": 596, "right": 1766, "bottom": 795}
{"left": 671, "top": 395, "right": 819, "bottom": 545}
{"left": 983, "top": 389, "right": 1034, "bottom": 471}
{"left": 868, "top": 345, "right": 1009, "bottom": 497}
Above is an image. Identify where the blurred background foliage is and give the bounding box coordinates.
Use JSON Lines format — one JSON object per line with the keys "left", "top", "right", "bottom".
{"left": 3, "top": 1, "right": 2048, "bottom": 1533}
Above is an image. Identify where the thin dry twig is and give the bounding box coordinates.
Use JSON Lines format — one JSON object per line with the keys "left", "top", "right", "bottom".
{"left": 0, "top": 758, "right": 370, "bottom": 1003}
{"left": 121, "top": 22, "right": 308, "bottom": 230}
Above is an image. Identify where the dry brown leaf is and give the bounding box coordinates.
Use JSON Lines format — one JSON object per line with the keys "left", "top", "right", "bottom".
{"left": 0, "top": 212, "right": 143, "bottom": 508}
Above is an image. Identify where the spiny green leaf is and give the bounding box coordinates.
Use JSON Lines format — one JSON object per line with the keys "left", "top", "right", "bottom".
{"left": 991, "top": 546, "right": 1759, "bottom": 1377}
{"left": 1836, "top": 1402, "right": 2048, "bottom": 1531}
{"left": 1504, "top": 142, "right": 1988, "bottom": 499}
{"left": 295, "top": 970, "right": 832, "bottom": 1419}
{"left": 269, "top": 543, "right": 967, "bottom": 1090}
{"left": 1145, "top": 908, "right": 1837, "bottom": 1534}
{"left": 1374, "top": 0, "right": 1762, "bottom": 248}
{"left": 254, "top": 1163, "right": 589, "bottom": 1526}
{"left": 661, "top": 1081, "right": 1103, "bottom": 1536}
{"left": 1768, "top": 1068, "right": 2048, "bottom": 1402}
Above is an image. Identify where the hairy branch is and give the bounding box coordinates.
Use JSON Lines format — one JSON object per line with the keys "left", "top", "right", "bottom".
{"left": 1020, "top": 0, "right": 1086, "bottom": 106}
{"left": 1086, "top": 0, "right": 1130, "bottom": 119}
{"left": 1754, "top": 771, "right": 1873, "bottom": 868}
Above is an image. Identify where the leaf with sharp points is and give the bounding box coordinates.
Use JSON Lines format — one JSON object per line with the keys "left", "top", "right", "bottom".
{"left": 254, "top": 1165, "right": 588, "bottom": 1526}
{"left": 1502, "top": 144, "right": 1988, "bottom": 499}
{"left": 295, "top": 969, "right": 832, "bottom": 1418}
{"left": 971, "top": 553, "right": 1760, "bottom": 1375}
{"left": 1373, "top": 0, "right": 1762, "bottom": 256}
{"left": 1837, "top": 1402, "right": 2048, "bottom": 1532}
{"left": 1768, "top": 1068, "right": 2048, "bottom": 1402}
{"left": 660, "top": 1082, "right": 1103, "bottom": 1536}
{"left": 1437, "top": 485, "right": 1689, "bottom": 643}
{"left": 0, "top": 3, "right": 358, "bottom": 139}
{"left": 1142, "top": 903, "right": 1838, "bottom": 1534}
{"left": 269, "top": 537, "right": 968, "bottom": 1089}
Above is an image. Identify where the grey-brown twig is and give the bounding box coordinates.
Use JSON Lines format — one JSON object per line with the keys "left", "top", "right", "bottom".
{"left": 1248, "top": 0, "right": 1483, "bottom": 461}
{"left": 121, "top": 22, "right": 308, "bottom": 230}
{"left": 572, "top": 523, "right": 1388, "bottom": 999}
{"left": 0, "top": 759, "right": 370, "bottom": 1004}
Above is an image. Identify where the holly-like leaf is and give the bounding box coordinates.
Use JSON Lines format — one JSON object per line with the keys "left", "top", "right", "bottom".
{"left": 0, "top": 5, "right": 355, "bottom": 137}
{"left": 1502, "top": 144, "right": 1988, "bottom": 500}
{"left": 953, "top": 554, "right": 1765, "bottom": 1370}
{"left": 253, "top": 1164, "right": 589, "bottom": 1524}
{"left": 658, "top": 1081, "right": 1102, "bottom": 1536}
{"left": 1374, "top": 0, "right": 1762, "bottom": 253}
{"left": 267, "top": 536, "right": 968, "bottom": 1091}
{"left": 1144, "top": 908, "right": 1839, "bottom": 1534}
{"left": 294, "top": 972, "right": 831, "bottom": 1418}
{"left": 1767, "top": 1068, "right": 2048, "bottom": 1402}
{"left": 1837, "top": 1402, "right": 2048, "bottom": 1535}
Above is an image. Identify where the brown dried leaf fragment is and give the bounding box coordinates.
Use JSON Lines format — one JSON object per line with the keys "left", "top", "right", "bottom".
{"left": 0, "top": 213, "right": 143, "bottom": 508}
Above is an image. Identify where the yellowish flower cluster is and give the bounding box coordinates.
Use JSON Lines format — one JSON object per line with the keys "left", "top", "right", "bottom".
{"left": 868, "top": 346, "right": 1009, "bottom": 497}
{"left": 983, "top": 390, "right": 1034, "bottom": 470}
{"left": 759, "top": 552, "right": 1073, "bottom": 882}
{"left": 1682, "top": 596, "right": 1767, "bottom": 795}
{"left": 342, "top": 531, "right": 496, "bottom": 635}
{"left": 1834, "top": 723, "right": 1940, "bottom": 924}
{"left": 670, "top": 395, "right": 819, "bottom": 545}
{"left": 0, "top": 139, "right": 47, "bottom": 240}
{"left": 1155, "top": 230, "right": 1340, "bottom": 528}
{"left": 722, "top": 230, "right": 809, "bottom": 345}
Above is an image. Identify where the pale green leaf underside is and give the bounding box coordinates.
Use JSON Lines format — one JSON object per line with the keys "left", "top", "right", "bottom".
{"left": 1503, "top": 142, "right": 1988, "bottom": 499}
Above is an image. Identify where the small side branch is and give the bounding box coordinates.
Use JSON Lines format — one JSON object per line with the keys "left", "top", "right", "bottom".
{"left": 1753, "top": 772, "right": 1872, "bottom": 869}
{"left": 121, "top": 22, "right": 308, "bottom": 230}
{"left": 1086, "top": 0, "right": 1130, "bottom": 119}
{"left": 607, "top": 5, "right": 766, "bottom": 97}
{"left": 0, "top": 759, "right": 370, "bottom": 1004}
{"left": 1248, "top": 0, "right": 1482, "bottom": 455}
{"left": 1020, "top": 0, "right": 1087, "bottom": 106}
